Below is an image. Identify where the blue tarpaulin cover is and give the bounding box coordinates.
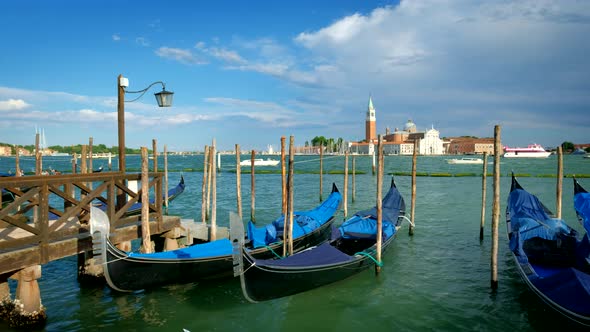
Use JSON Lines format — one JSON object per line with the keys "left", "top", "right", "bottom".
{"left": 247, "top": 187, "right": 342, "bottom": 248}
{"left": 575, "top": 190, "right": 590, "bottom": 235}
{"left": 339, "top": 182, "right": 404, "bottom": 240}
{"left": 507, "top": 178, "right": 590, "bottom": 319}
{"left": 129, "top": 238, "right": 233, "bottom": 259}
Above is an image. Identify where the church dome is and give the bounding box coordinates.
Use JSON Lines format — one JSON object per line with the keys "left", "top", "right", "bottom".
{"left": 404, "top": 119, "right": 416, "bottom": 132}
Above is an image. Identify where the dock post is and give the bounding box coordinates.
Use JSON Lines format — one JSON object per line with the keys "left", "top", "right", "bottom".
{"left": 236, "top": 144, "right": 242, "bottom": 219}
{"left": 210, "top": 141, "right": 217, "bottom": 241}
{"left": 409, "top": 140, "right": 417, "bottom": 236}
{"left": 556, "top": 146, "right": 563, "bottom": 219}
{"left": 9, "top": 265, "right": 46, "bottom": 328}
{"left": 375, "top": 135, "right": 384, "bottom": 274}
{"left": 319, "top": 144, "right": 323, "bottom": 202}
{"left": 479, "top": 152, "right": 488, "bottom": 241}
{"left": 88, "top": 137, "right": 93, "bottom": 174}
{"left": 152, "top": 139, "right": 158, "bottom": 172}
{"left": 206, "top": 146, "right": 214, "bottom": 222}
{"left": 343, "top": 151, "right": 349, "bottom": 217}
{"left": 164, "top": 145, "right": 169, "bottom": 214}
{"left": 491, "top": 125, "right": 501, "bottom": 290}
{"left": 140, "top": 147, "right": 153, "bottom": 253}
{"left": 15, "top": 145, "right": 21, "bottom": 177}
{"left": 281, "top": 137, "right": 287, "bottom": 215}
{"left": 201, "top": 145, "right": 209, "bottom": 224}
{"left": 108, "top": 152, "right": 112, "bottom": 171}
{"left": 250, "top": 149, "right": 256, "bottom": 223}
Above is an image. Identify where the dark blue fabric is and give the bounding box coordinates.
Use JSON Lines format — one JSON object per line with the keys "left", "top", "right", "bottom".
{"left": 248, "top": 188, "right": 342, "bottom": 248}
{"left": 354, "top": 183, "right": 405, "bottom": 224}
{"left": 507, "top": 188, "right": 551, "bottom": 221}
{"left": 257, "top": 242, "right": 353, "bottom": 267}
{"left": 531, "top": 267, "right": 590, "bottom": 315}
{"left": 575, "top": 191, "right": 590, "bottom": 235}
{"left": 339, "top": 184, "right": 404, "bottom": 240}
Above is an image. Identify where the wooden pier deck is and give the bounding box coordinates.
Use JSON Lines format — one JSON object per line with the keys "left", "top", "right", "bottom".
{"left": 0, "top": 172, "right": 181, "bottom": 277}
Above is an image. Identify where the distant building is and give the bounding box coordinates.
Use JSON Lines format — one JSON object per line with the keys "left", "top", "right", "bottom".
{"left": 0, "top": 146, "right": 11, "bottom": 156}
{"left": 349, "top": 97, "right": 444, "bottom": 155}
{"left": 446, "top": 137, "right": 497, "bottom": 155}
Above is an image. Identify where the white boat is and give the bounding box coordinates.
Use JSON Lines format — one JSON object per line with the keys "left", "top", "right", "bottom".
{"left": 446, "top": 158, "right": 484, "bottom": 165}
{"left": 503, "top": 144, "right": 551, "bottom": 158}
{"left": 239, "top": 158, "right": 280, "bottom": 167}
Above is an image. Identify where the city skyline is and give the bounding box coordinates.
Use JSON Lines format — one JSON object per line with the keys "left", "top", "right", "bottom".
{"left": 1, "top": 1, "right": 588, "bottom": 152}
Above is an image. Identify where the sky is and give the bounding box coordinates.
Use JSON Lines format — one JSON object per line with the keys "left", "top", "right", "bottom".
{"left": 0, "top": 0, "right": 589, "bottom": 152}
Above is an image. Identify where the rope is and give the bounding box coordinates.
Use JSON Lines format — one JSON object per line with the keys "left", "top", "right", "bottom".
{"left": 264, "top": 243, "right": 284, "bottom": 259}
{"left": 401, "top": 215, "right": 415, "bottom": 227}
{"left": 355, "top": 251, "right": 383, "bottom": 267}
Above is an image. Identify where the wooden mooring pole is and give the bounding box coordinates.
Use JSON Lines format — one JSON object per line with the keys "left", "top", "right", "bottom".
{"left": 201, "top": 145, "right": 209, "bottom": 224}
{"left": 88, "top": 137, "right": 93, "bottom": 175}
{"left": 286, "top": 135, "right": 295, "bottom": 255}
{"left": 375, "top": 135, "right": 384, "bottom": 274}
{"left": 409, "top": 140, "right": 417, "bottom": 236}
{"left": 250, "top": 149, "right": 256, "bottom": 223}
{"left": 164, "top": 145, "right": 169, "bottom": 214}
{"left": 319, "top": 145, "right": 323, "bottom": 202}
{"left": 140, "top": 147, "right": 153, "bottom": 253}
{"left": 491, "top": 125, "right": 501, "bottom": 290}
{"left": 236, "top": 144, "right": 242, "bottom": 219}
{"left": 211, "top": 141, "right": 217, "bottom": 241}
{"left": 281, "top": 137, "right": 287, "bottom": 215}
{"left": 556, "top": 146, "right": 563, "bottom": 219}
{"left": 206, "top": 145, "right": 214, "bottom": 222}
{"left": 479, "top": 152, "right": 488, "bottom": 241}
{"left": 152, "top": 139, "right": 158, "bottom": 172}
{"left": 343, "top": 151, "right": 348, "bottom": 218}
{"left": 15, "top": 145, "right": 20, "bottom": 176}
{"left": 352, "top": 155, "right": 356, "bottom": 203}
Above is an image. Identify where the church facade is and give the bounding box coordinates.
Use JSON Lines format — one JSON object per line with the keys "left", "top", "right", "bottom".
{"left": 349, "top": 97, "right": 445, "bottom": 156}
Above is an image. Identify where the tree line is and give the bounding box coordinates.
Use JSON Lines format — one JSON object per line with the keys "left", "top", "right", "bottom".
{"left": 0, "top": 142, "right": 143, "bottom": 155}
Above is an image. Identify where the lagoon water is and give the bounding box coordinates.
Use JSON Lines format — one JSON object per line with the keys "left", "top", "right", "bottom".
{"left": 1, "top": 154, "right": 590, "bottom": 331}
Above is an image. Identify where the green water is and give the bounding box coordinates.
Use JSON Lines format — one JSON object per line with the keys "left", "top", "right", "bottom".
{"left": 1, "top": 154, "right": 589, "bottom": 331}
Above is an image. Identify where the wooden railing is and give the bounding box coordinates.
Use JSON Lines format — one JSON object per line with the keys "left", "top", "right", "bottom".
{"left": 0, "top": 172, "right": 163, "bottom": 263}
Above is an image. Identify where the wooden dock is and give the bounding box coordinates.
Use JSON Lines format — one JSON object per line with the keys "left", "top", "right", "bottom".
{"left": 0, "top": 171, "right": 186, "bottom": 326}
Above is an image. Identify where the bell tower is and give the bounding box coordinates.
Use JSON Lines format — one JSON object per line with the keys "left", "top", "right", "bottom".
{"left": 365, "top": 96, "right": 376, "bottom": 142}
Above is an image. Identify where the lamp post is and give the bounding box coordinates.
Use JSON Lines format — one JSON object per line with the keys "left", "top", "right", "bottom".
{"left": 117, "top": 74, "right": 174, "bottom": 173}
{"left": 116, "top": 74, "right": 173, "bottom": 209}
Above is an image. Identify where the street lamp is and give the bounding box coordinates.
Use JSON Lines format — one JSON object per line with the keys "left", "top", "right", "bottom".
{"left": 117, "top": 74, "right": 174, "bottom": 173}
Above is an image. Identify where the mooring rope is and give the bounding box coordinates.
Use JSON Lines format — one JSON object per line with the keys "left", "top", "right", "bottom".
{"left": 354, "top": 251, "right": 383, "bottom": 267}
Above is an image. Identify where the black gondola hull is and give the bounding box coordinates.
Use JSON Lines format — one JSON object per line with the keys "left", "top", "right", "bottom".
{"left": 240, "top": 236, "right": 395, "bottom": 302}
{"left": 102, "top": 216, "right": 336, "bottom": 291}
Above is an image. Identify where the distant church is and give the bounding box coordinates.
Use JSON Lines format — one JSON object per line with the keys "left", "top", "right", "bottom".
{"left": 350, "top": 96, "right": 444, "bottom": 155}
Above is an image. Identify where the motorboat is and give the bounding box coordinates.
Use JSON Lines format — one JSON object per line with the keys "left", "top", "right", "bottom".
{"left": 446, "top": 157, "right": 484, "bottom": 165}
{"left": 239, "top": 158, "right": 280, "bottom": 166}
{"left": 503, "top": 144, "right": 551, "bottom": 158}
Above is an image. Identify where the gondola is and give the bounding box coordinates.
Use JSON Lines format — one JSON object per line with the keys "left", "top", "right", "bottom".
{"left": 90, "top": 183, "right": 342, "bottom": 292}
{"left": 231, "top": 178, "right": 407, "bottom": 302}
{"left": 574, "top": 177, "right": 590, "bottom": 235}
{"left": 506, "top": 174, "right": 590, "bottom": 326}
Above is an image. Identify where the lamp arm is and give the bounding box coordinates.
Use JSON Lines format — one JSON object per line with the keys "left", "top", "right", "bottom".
{"left": 124, "top": 81, "right": 167, "bottom": 103}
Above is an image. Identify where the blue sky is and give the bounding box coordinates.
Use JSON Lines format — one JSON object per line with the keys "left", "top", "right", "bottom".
{"left": 1, "top": 0, "right": 589, "bottom": 152}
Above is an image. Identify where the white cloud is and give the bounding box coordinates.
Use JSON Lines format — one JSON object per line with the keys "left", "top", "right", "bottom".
{"left": 0, "top": 99, "right": 30, "bottom": 111}
{"left": 112, "top": 34, "right": 121, "bottom": 41}
{"left": 155, "top": 47, "right": 207, "bottom": 65}
{"left": 136, "top": 37, "right": 150, "bottom": 47}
